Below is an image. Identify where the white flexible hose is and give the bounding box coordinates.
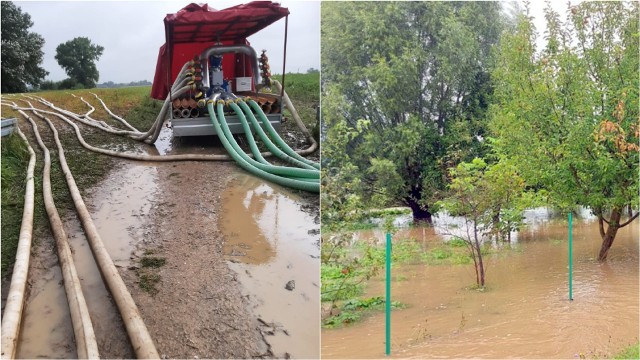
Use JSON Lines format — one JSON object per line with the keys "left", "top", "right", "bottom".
{"left": 0, "top": 126, "right": 36, "bottom": 360}
{"left": 21, "top": 110, "right": 100, "bottom": 359}
{"left": 35, "top": 110, "right": 160, "bottom": 359}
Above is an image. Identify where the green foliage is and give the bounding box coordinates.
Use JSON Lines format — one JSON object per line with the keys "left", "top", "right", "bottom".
{"left": 55, "top": 37, "right": 104, "bottom": 88}
{"left": 321, "top": 2, "right": 506, "bottom": 222}
{"left": 1, "top": 1, "right": 48, "bottom": 93}
{"left": 490, "top": 2, "right": 639, "bottom": 257}
{"left": 323, "top": 296, "right": 405, "bottom": 328}
{"left": 438, "top": 157, "right": 531, "bottom": 286}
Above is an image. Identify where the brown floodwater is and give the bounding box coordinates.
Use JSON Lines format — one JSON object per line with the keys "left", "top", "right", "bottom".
{"left": 322, "top": 213, "right": 639, "bottom": 359}
{"left": 16, "top": 164, "right": 158, "bottom": 358}
{"left": 219, "top": 174, "right": 320, "bottom": 359}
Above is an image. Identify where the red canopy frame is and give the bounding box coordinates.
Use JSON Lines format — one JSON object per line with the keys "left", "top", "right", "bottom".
{"left": 151, "top": 1, "right": 289, "bottom": 100}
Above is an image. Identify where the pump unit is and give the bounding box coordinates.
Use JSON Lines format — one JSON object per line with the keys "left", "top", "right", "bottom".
{"left": 151, "top": 2, "right": 290, "bottom": 137}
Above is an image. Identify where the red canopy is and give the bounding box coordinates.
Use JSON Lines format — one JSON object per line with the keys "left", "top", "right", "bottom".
{"left": 151, "top": 1, "right": 289, "bottom": 100}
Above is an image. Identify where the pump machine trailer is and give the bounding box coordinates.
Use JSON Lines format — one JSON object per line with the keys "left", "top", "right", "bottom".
{"left": 151, "top": 2, "right": 289, "bottom": 137}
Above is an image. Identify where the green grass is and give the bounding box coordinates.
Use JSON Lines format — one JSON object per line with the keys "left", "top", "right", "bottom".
{"left": 272, "top": 73, "right": 319, "bottom": 142}
{"left": 140, "top": 256, "right": 167, "bottom": 268}
{"left": 138, "top": 273, "right": 161, "bottom": 295}
{"left": 613, "top": 343, "right": 639, "bottom": 359}
{"left": 138, "top": 254, "right": 166, "bottom": 295}
{"left": 1, "top": 133, "right": 30, "bottom": 274}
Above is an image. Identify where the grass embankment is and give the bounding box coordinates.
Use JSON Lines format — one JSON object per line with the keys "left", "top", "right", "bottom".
{"left": 272, "top": 73, "right": 320, "bottom": 144}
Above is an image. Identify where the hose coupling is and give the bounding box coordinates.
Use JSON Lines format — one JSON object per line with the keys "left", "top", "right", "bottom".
{"left": 216, "top": 99, "right": 226, "bottom": 106}
{"left": 197, "top": 99, "right": 206, "bottom": 108}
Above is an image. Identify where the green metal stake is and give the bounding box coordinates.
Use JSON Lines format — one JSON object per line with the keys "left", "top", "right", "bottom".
{"left": 568, "top": 212, "right": 573, "bottom": 301}
{"left": 385, "top": 232, "right": 391, "bottom": 356}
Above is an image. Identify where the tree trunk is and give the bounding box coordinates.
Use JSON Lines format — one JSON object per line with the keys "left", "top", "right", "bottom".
{"left": 408, "top": 200, "right": 433, "bottom": 225}
{"left": 597, "top": 208, "right": 622, "bottom": 262}
{"left": 473, "top": 222, "right": 485, "bottom": 287}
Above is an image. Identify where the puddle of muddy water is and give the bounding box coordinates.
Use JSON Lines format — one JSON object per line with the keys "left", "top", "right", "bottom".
{"left": 322, "top": 215, "right": 639, "bottom": 359}
{"left": 151, "top": 126, "right": 230, "bottom": 156}
{"left": 16, "top": 163, "right": 159, "bottom": 359}
{"left": 219, "top": 174, "right": 320, "bottom": 359}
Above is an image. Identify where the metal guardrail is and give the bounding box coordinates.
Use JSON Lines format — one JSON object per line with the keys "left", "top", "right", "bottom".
{"left": 1, "top": 118, "right": 17, "bottom": 137}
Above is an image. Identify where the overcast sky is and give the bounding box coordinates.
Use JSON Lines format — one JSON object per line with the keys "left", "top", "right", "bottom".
{"left": 14, "top": 1, "right": 570, "bottom": 84}
{"left": 15, "top": 1, "right": 320, "bottom": 83}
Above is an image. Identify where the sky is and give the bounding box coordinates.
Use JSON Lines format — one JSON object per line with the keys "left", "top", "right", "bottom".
{"left": 15, "top": 1, "right": 320, "bottom": 84}
{"left": 14, "top": 1, "right": 571, "bottom": 84}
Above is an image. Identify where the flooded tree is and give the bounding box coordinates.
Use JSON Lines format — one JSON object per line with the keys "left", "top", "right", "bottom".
{"left": 490, "top": 2, "right": 639, "bottom": 261}
{"left": 439, "top": 158, "right": 529, "bottom": 287}
{"left": 321, "top": 2, "right": 506, "bottom": 224}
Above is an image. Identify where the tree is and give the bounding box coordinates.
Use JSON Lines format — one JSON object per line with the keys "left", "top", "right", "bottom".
{"left": 489, "top": 2, "right": 639, "bottom": 261}
{"left": 55, "top": 37, "right": 104, "bottom": 88}
{"left": 321, "top": 2, "right": 506, "bottom": 224}
{"left": 1, "top": 1, "right": 48, "bottom": 93}
{"left": 439, "top": 158, "right": 529, "bottom": 287}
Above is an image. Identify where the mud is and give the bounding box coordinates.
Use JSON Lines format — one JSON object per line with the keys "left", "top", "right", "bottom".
{"left": 322, "top": 214, "right": 639, "bottom": 358}
{"left": 14, "top": 162, "right": 158, "bottom": 358}
{"left": 8, "top": 143, "right": 319, "bottom": 359}
{"left": 220, "top": 175, "right": 320, "bottom": 358}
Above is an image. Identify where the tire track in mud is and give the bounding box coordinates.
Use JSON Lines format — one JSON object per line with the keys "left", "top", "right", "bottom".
{"left": 119, "top": 161, "right": 273, "bottom": 359}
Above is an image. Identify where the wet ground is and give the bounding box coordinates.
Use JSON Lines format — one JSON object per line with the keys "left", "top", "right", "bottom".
{"left": 322, "top": 211, "right": 639, "bottom": 359}
{"left": 7, "top": 122, "right": 320, "bottom": 358}
{"left": 220, "top": 174, "right": 320, "bottom": 359}
{"left": 14, "top": 163, "right": 157, "bottom": 358}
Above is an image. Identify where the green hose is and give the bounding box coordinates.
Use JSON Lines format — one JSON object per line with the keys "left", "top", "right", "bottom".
{"left": 230, "top": 102, "right": 318, "bottom": 184}
{"left": 207, "top": 101, "right": 319, "bottom": 192}
{"left": 236, "top": 100, "right": 316, "bottom": 170}
{"left": 216, "top": 102, "right": 318, "bottom": 180}
{"left": 228, "top": 102, "right": 267, "bottom": 164}
{"left": 247, "top": 99, "right": 320, "bottom": 170}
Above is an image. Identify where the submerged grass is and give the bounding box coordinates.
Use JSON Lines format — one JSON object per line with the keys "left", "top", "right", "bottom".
{"left": 321, "top": 232, "right": 473, "bottom": 327}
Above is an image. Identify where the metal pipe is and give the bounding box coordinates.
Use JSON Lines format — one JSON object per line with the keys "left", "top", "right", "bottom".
{"left": 200, "top": 45, "right": 260, "bottom": 90}
{"left": 281, "top": 15, "right": 289, "bottom": 97}
{"left": 189, "top": 108, "right": 199, "bottom": 118}
{"left": 173, "top": 108, "right": 182, "bottom": 119}
{"left": 181, "top": 108, "right": 190, "bottom": 118}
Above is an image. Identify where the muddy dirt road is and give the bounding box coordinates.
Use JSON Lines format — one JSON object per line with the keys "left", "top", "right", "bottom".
{"left": 6, "top": 130, "right": 320, "bottom": 358}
